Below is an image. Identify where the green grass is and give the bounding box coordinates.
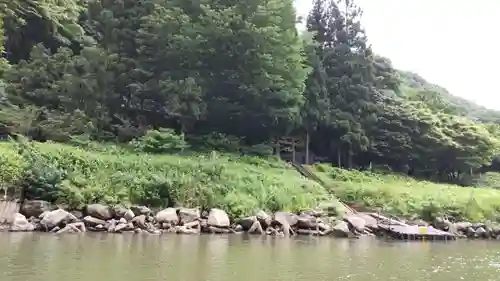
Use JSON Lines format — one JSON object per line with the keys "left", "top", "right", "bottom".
{"left": 0, "top": 141, "right": 330, "bottom": 219}
{"left": 311, "top": 164, "right": 500, "bottom": 222}
{"left": 3, "top": 140, "right": 500, "bottom": 222}
{"left": 475, "top": 172, "right": 500, "bottom": 189}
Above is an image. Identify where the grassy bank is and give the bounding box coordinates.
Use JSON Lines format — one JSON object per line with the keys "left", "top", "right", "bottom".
{"left": 311, "top": 164, "right": 500, "bottom": 222}
{"left": 3, "top": 140, "right": 500, "bottom": 222}
{"left": 0, "top": 141, "right": 331, "bottom": 218}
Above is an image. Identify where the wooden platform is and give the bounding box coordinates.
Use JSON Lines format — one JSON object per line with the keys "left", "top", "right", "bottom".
{"left": 378, "top": 224, "right": 456, "bottom": 241}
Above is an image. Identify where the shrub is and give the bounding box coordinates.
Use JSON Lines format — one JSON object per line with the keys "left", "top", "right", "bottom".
{"left": 0, "top": 140, "right": 25, "bottom": 189}
{"left": 130, "top": 128, "right": 189, "bottom": 154}
{"left": 188, "top": 132, "right": 243, "bottom": 152}
{"left": 16, "top": 141, "right": 68, "bottom": 202}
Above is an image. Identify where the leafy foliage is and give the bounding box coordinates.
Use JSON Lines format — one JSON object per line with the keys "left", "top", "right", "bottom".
{"left": 0, "top": 141, "right": 326, "bottom": 218}
{"left": 311, "top": 164, "right": 500, "bottom": 222}
{"left": 130, "top": 128, "right": 188, "bottom": 154}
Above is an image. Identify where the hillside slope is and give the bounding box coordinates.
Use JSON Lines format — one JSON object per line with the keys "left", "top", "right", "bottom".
{"left": 3, "top": 140, "right": 500, "bottom": 222}
{"left": 397, "top": 70, "right": 500, "bottom": 123}
{"left": 0, "top": 141, "right": 335, "bottom": 218}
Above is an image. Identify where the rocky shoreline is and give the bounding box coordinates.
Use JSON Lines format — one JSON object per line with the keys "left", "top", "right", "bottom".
{"left": 1, "top": 200, "right": 498, "bottom": 240}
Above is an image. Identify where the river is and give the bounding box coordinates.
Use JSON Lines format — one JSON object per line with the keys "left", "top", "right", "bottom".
{"left": 1, "top": 233, "right": 500, "bottom": 281}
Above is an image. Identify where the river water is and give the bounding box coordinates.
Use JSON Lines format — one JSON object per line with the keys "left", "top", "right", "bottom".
{"left": 1, "top": 233, "right": 500, "bottom": 281}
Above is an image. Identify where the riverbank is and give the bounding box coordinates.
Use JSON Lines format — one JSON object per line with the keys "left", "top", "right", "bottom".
{"left": 0, "top": 141, "right": 332, "bottom": 219}
{"left": 2, "top": 201, "right": 499, "bottom": 240}
{"left": 3, "top": 140, "right": 500, "bottom": 232}
{"left": 311, "top": 164, "right": 500, "bottom": 222}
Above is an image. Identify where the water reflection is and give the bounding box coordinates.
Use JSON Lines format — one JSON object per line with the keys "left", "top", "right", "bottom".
{"left": 1, "top": 234, "right": 500, "bottom": 281}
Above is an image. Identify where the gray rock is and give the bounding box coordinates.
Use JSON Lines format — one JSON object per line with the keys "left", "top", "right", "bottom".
{"left": 455, "top": 222, "right": 472, "bottom": 232}
{"left": 472, "top": 222, "right": 485, "bottom": 229}
{"left": 296, "top": 213, "right": 318, "bottom": 229}
{"left": 21, "top": 200, "right": 52, "bottom": 218}
{"left": 83, "top": 216, "right": 107, "bottom": 227}
{"left": 40, "top": 209, "right": 78, "bottom": 230}
{"left": 332, "top": 221, "right": 351, "bottom": 237}
{"left": 256, "top": 210, "right": 271, "bottom": 229}
{"left": 273, "top": 212, "right": 298, "bottom": 227}
{"left": 112, "top": 206, "right": 129, "bottom": 219}
{"left": 476, "top": 227, "right": 487, "bottom": 238}
{"left": 207, "top": 226, "right": 230, "bottom": 233}
{"left": 317, "top": 222, "right": 332, "bottom": 234}
{"left": 131, "top": 215, "right": 147, "bottom": 229}
{"left": 155, "top": 208, "right": 179, "bottom": 225}
{"left": 107, "top": 219, "right": 117, "bottom": 232}
{"left": 70, "top": 210, "right": 83, "bottom": 219}
{"left": 123, "top": 209, "right": 135, "bottom": 221}
{"left": 115, "top": 223, "right": 134, "bottom": 232}
{"left": 178, "top": 208, "right": 200, "bottom": 225}
{"left": 237, "top": 216, "right": 257, "bottom": 231}
{"left": 130, "top": 205, "right": 152, "bottom": 216}
{"left": 9, "top": 213, "right": 35, "bottom": 232}
{"left": 85, "top": 204, "right": 113, "bottom": 220}
{"left": 207, "top": 208, "right": 230, "bottom": 228}
{"left": 272, "top": 212, "right": 298, "bottom": 236}
{"left": 434, "top": 217, "right": 453, "bottom": 231}
{"left": 357, "top": 213, "right": 379, "bottom": 229}
{"left": 39, "top": 211, "right": 49, "bottom": 219}
{"left": 344, "top": 214, "right": 366, "bottom": 232}
{"left": 466, "top": 226, "right": 476, "bottom": 238}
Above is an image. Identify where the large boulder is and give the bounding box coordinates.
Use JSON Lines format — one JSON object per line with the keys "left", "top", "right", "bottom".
{"left": 9, "top": 213, "right": 35, "bottom": 232}
{"left": 434, "top": 217, "right": 453, "bottom": 231}
{"left": 237, "top": 216, "right": 257, "bottom": 231}
{"left": 344, "top": 214, "right": 366, "bottom": 233}
{"left": 178, "top": 208, "right": 200, "bottom": 225}
{"left": 207, "top": 208, "right": 230, "bottom": 228}
{"left": 21, "top": 200, "right": 53, "bottom": 218}
{"left": 271, "top": 212, "right": 298, "bottom": 236}
{"left": 124, "top": 209, "right": 135, "bottom": 221}
{"left": 296, "top": 213, "right": 319, "bottom": 230}
{"left": 155, "top": 208, "right": 179, "bottom": 225}
{"left": 332, "top": 221, "right": 351, "bottom": 237}
{"left": 130, "top": 205, "right": 152, "bottom": 217}
{"left": 85, "top": 204, "right": 113, "bottom": 221}
{"left": 455, "top": 222, "right": 472, "bottom": 232}
{"left": 272, "top": 212, "right": 298, "bottom": 227}
{"left": 131, "top": 215, "right": 147, "bottom": 229}
{"left": 83, "top": 216, "right": 107, "bottom": 227}
{"left": 256, "top": 211, "right": 271, "bottom": 229}
{"left": 357, "top": 213, "right": 379, "bottom": 229}
{"left": 40, "top": 209, "right": 78, "bottom": 230}
{"left": 112, "top": 206, "right": 129, "bottom": 219}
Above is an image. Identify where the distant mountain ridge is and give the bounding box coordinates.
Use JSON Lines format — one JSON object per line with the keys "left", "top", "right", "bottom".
{"left": 396, "top": 70, "right": 500, "bottom": 123}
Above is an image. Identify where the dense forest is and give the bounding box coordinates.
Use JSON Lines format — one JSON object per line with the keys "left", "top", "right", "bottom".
{"left": 1, "top": 0, "right": 499, "bottom": 187}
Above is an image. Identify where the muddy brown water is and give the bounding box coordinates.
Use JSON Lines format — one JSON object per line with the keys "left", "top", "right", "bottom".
{"left": 1, "top": 233, "right": 500, "bottom": 281}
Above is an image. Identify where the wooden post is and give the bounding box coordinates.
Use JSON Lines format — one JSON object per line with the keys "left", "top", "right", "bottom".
{"left": 292, "top": 140, "right": 296, "bottom": 163}
{"left": 276, "top": 136, "right": 280, "bottom": 159}
{"left": 337, "top": 147, "right": 341, "bottom": 167}
{"left": 305, "top": 131, "right": 310, "bottom": 165}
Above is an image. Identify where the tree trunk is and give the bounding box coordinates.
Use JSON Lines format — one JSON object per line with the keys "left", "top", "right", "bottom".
{"left": 337, "top": 147, "right": 341, "bottom": 168}
{"left": 305, "top": 131, "right": 310, "bottom": 165}
{"left": 275, "top": 136, "right": 280, "bottom": 159}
